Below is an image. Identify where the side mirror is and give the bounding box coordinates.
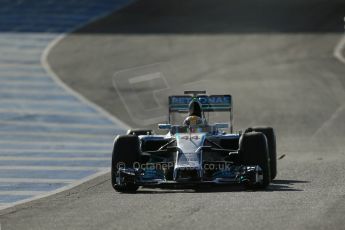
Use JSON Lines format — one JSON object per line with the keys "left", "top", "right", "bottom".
{"left": 215, "top": 123, "right": 229, "bottom": 129}
{"left": 158, "top": 124, "right": 172, "bottom": 130}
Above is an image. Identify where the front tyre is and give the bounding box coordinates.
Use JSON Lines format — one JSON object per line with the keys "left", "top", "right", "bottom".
{"left": 239, "top": 132, "right": 271, "bottom": 188}
{"left": 246, "top": 127, "right": 277, "bottom": 180}
{"left": 111, "top": 135, "right": 140, "bottom": 193}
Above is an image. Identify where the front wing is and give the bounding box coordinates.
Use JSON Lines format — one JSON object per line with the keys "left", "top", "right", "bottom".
{"left": 115, "top": 164, "right": 264, "bottom": 188}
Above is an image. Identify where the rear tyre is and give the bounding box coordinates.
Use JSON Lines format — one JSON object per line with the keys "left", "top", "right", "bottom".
{"left": 111, "top": 135, "right": 140, "bottom": 193}
{"left": 246, "top": 127, "right": 277, "bottom": 180}
{"left": 239, "top": 132, "right": 271, "bottom": 188}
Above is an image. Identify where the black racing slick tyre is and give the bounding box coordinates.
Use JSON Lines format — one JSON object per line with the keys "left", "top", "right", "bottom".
{"left": 246, "top": 127, "right": 277, "bottom": 180}
{"left": 239, "top": 132, "right": 271, "bottom": 188}
{"left": 111, "top": 135, "right": 140, "bottom": 193}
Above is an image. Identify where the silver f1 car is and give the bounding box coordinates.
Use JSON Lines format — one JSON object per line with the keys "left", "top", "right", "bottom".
{"left": 111, "top": 91, "right": 277, "bottom": 192}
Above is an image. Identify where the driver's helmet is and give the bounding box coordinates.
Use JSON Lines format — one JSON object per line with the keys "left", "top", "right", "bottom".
{"left": 183, "top": 115, "right": 203, "bottom": 126}
{"left": 188, "top": 100, "right": 202, "bottom": 117}
{"left": 183, "top": 100, "right": 203, "bottom": 126}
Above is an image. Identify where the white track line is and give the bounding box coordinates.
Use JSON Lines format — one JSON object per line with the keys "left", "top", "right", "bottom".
{"left": 41, "top": 27, "right": 130, "bottom": 133}
{"left": 334, "top": 35, "right": 345, "bottom": 64}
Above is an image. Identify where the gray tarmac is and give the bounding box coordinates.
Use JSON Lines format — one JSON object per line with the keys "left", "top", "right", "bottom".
{"left": 1, "top": 0, "right": 345, "bottom": 229}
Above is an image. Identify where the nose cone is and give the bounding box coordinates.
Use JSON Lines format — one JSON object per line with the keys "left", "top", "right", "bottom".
{"left": 174, "top": 133, "right": 205, "bottom": 181}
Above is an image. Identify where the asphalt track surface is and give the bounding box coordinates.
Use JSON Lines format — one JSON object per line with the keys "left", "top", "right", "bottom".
{"left": 1, "top": 0, "right": 345, "bottom": 229}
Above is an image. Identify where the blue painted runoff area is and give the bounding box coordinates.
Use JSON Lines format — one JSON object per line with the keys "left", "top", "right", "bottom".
{"left": 0, "top": 0, "right": 131, "bottom": 207}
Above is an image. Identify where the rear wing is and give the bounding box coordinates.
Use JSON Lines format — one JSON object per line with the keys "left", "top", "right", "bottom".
{"left": 169, "top": 95, "right": 232, "bottom": 112}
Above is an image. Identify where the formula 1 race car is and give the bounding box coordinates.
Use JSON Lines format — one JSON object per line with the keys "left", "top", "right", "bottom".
{"left": 111, "top": 91, "right": 277, "bottom": 192}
